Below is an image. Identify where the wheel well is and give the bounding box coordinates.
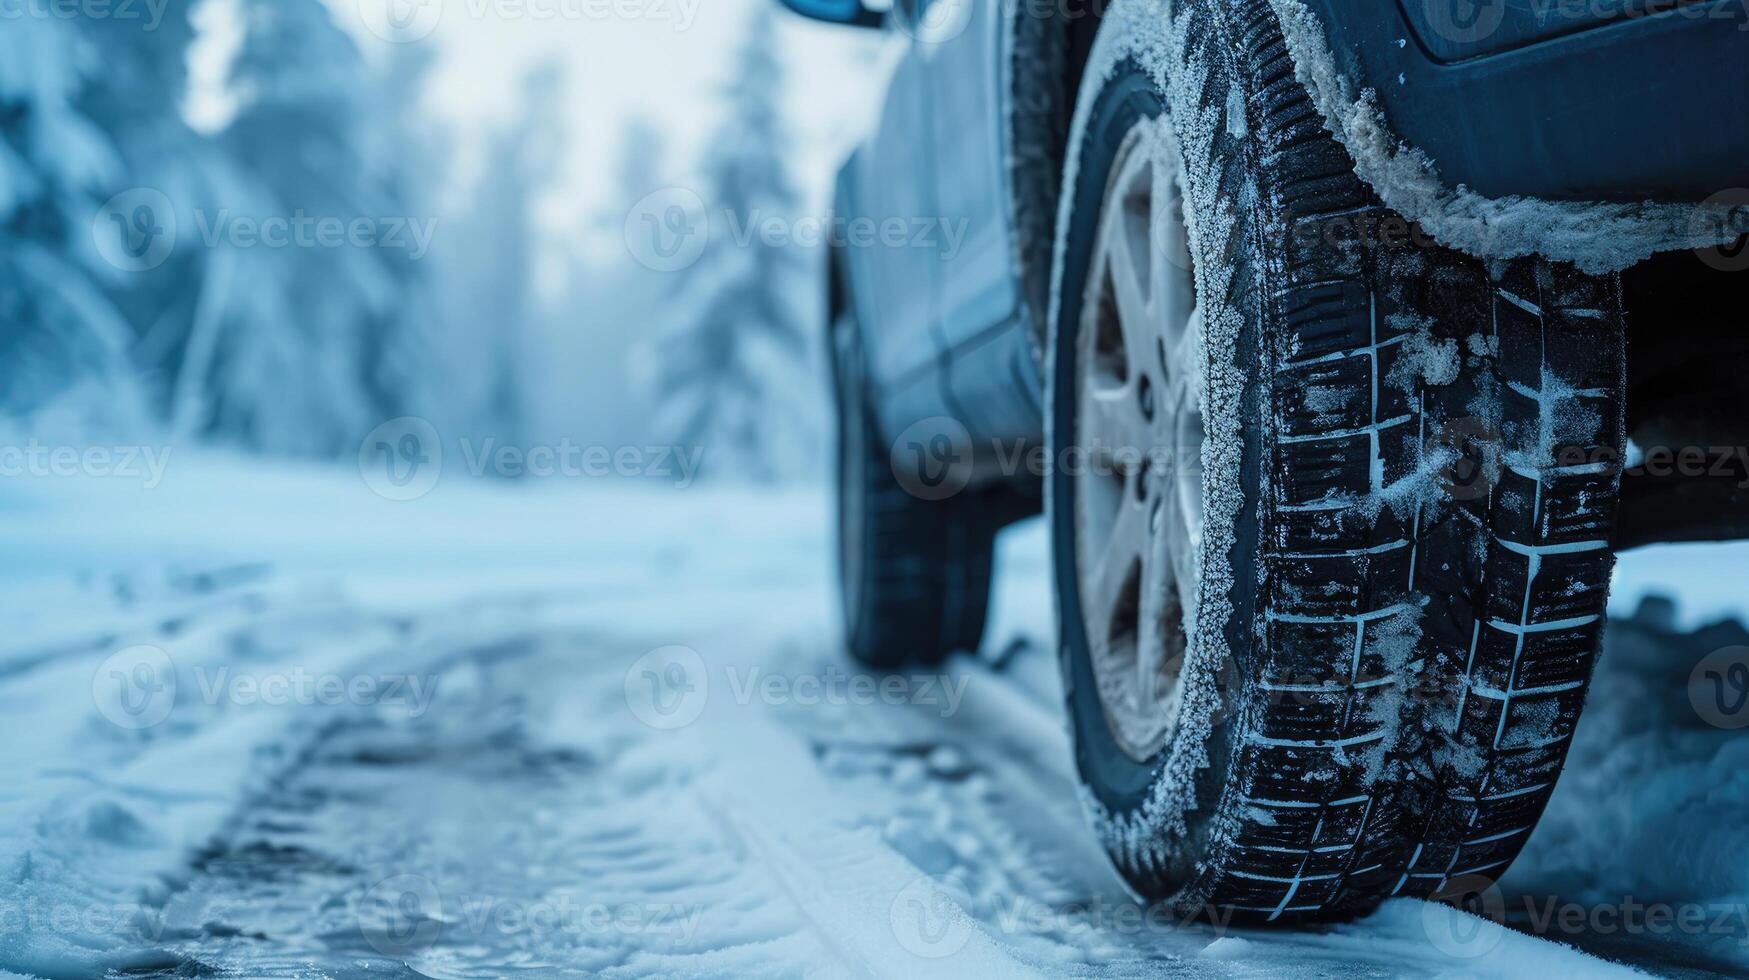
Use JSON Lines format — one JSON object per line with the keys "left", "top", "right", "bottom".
{"left": 1616, "top": 249, "right": 1749, "bottom": 548}
{"left": 827, "top": 234, "right": 848, "bottom": 329}
{"left": 1006, "top": 3, "right": 1104, "bottom": 353}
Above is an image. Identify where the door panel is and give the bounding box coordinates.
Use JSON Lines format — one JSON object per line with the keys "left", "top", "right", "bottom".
{"left": 922, "top": 0, "right": 1020, "bottom": 351}
{"left": 846, "top": 37, "right": 943, "bottom": 392}
{"left": 920, "top": 0, "right": 1044, "bottom": 450}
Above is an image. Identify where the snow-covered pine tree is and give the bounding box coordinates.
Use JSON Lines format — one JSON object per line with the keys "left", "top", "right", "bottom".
{"left": 356, "top": 42, "right": 449, "bottom": 442}
{"left": 646, "top": 5, "right": 819, "bottom": 481}
{"left": 0, "top": 17, "right": 148, "bottom": 436}
{"left": 429, "top": 62, "right": 569, "bottom": 459}
{"left": 78, "top": 2, "right": 235, "bottom": 441}
{"left": 203, "top": 0, "right": 428, "bottom": 455}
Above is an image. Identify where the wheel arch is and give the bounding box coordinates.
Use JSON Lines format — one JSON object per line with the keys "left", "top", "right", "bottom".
{"left": 1004, "top": 2, "right": 1105, "bottom": 357}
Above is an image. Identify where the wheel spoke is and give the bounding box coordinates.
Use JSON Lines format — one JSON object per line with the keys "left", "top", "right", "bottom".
{"left": 1072, "top": 119, "right": 1206, "bottom": 763}
{"left": 1104, "top": 225, "right": 1153, "bottom": 369}
{"left": 1135, "top": 492, "right": 1176, "bottom": 706}
{"left": 1082, "top": 492, "right": 1146, "bottom": 649}
{"left": 1081, "top": 385, "right": 1152, "bottom": 470}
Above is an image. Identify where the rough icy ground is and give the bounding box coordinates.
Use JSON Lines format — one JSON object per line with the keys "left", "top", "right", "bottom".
{"left": 0, "top": 455, "right": 1741, "bottom": 978}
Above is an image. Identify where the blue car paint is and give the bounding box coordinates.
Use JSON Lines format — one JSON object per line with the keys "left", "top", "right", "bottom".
{"left": 1306, "top": 0, "right": 1749, "bottom": 199}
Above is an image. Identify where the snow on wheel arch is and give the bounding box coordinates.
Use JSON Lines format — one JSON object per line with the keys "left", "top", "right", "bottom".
{"left": 1269, "top": 0, "right": 1748, "bottom": 275}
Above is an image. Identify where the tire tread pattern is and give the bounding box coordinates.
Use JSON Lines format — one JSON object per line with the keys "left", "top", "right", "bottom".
{"left": 836, "top": 317, "right": 998, "bottom": 669}
{"left": 1111, "top": 0, "right": 1626, "bottom": 921}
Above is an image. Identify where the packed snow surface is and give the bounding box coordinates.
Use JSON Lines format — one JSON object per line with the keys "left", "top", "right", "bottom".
{"left": 0, "top": 453, "right": 1743, "bottom": 977}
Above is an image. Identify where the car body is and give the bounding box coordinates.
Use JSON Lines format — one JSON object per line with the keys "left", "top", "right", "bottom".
{"left": 788, "top": 0, "right": 1749, "bottom": 919}
{"left": 828, "top": 0, "right": 1046, "bottom": 484}
{"left": 813, "top": 0, "right": 1749, "bottom": 513}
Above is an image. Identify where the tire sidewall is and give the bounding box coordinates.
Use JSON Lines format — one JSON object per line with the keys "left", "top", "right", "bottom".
{"left": 1047, "top": 53, "right": 1263, "bottom": 899}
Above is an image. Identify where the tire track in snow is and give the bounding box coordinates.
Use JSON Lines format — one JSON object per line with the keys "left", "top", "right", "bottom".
{"left": 28, "top": 502, "right": 1664, "bottom": 980}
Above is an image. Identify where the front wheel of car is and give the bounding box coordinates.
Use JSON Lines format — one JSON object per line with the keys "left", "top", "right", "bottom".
{"left": 1046, "top": 2, "right": 1626, "bottom": 922}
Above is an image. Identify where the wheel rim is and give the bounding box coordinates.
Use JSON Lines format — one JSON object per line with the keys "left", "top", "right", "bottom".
{"left": 1073, "top": 120, "right": 1205, "bottom": 763}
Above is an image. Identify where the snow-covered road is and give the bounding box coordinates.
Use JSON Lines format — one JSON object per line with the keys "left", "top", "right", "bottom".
{"left": 1, "top": 457, "right": 1744, "bottom": 978}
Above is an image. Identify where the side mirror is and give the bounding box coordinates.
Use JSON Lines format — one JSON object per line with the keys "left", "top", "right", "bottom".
{"left": 776, "top": 0, "right": 884, "bottom": 28}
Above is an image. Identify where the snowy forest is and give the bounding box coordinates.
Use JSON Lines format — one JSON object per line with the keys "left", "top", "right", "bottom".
{"left": 1, "top": 0, "right": 837, "bottom": 481}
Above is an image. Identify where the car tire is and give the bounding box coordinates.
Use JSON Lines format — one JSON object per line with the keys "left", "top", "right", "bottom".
{"left": 831, "top": 311, "right": 997, "bottom": 669}
{"left": 1045, "top": 0, "right": 1626, "bottom": 921}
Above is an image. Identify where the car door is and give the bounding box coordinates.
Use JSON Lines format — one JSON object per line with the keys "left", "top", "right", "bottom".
{"left": 921, "top": 0, "right": 1018, "bottom": 351}
{"left": 919, "top": 0, "right": 1043, "bottom": 448}
{"left": 844, "top": 26, "right": 946, "bottom": 403}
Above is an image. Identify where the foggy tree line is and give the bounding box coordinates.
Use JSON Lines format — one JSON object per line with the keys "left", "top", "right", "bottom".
{"left": 1, "top": 0, "right": 560, "bottom": 458}
{"left": 1, "top": 0, "right": 822, "bottom": 480}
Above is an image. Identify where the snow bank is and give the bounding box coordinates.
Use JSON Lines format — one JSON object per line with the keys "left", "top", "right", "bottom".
{"left": 1502, "top": 602, "right": 1749, "bottom": 972}
{"left": 1344, "top": 900, "right": 1647, "bottom": 978}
